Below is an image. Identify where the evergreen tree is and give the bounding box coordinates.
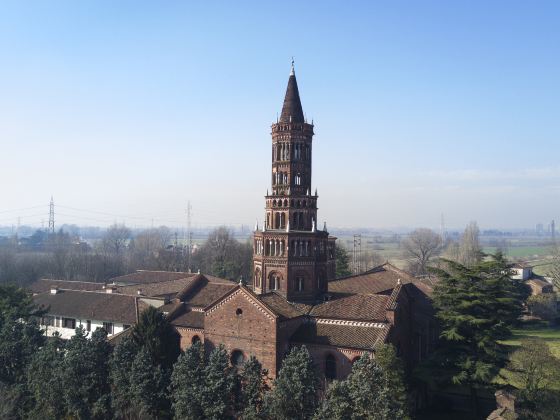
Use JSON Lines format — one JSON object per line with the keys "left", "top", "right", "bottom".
{"left": 109, "top": 335, "right": 139, "bottom": 418}
{"left": 313, "top": 380, "right": 352, "bottom": 420}
{"left": 374, "top": 344, "right": 409, "bottom": 417}
{"left": 335, "top": 244, "right": 352, "bottom": 278}
{"left": 129, "top": 347, "right": 170, "bottom": 419}
{"left": 131, "top": 306, "right": 180, "bottom": 370}
{"left": 265, "top": 346, "right": 319, "bottom": 420}
{"left": 202, "top": 345, "right": 236, "bottom": 420}
{"left": 240, "top": 356, "right": 269, "bottom": 419}
{"left": 26, "top": 333, "right": 66, "bottom": 420}
{"left": 428, "top": 253, "right": 528, "bottom": 415}
{"left": 62, "top": 327, "right": 112, "bottom": 419}
{"left": 170, "top": 341, "right": 206, "bottom": 420}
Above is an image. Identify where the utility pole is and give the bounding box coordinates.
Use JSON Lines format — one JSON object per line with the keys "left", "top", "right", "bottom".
{"left": 353, "top": 234, "right": 362, "bottom": 274}
{"left": 48, "top": 196, "right": 55, "bottom": 234}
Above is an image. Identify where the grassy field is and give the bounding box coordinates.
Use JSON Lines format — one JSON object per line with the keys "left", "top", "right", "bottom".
{"left": 501, "top": 322, "right": 560, "bottom": 358}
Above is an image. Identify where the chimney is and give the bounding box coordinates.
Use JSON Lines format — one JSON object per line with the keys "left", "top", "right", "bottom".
{"left": 50, "top": 287, "right": 59, "bottom": 295}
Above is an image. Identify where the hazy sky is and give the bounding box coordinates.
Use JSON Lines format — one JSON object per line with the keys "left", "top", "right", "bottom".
{"left": 1, "top": 1, "right": 559, "bottom": 230}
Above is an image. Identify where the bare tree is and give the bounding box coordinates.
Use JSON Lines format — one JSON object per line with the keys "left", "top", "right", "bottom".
{"left": 101, "top": 224, "right": 131, "bottom": 256}
{"left": 459, "top": 221, "right": 482, "bottom": 267}
{"left": 401, "top": 228, "right": 441, "bottom": 275}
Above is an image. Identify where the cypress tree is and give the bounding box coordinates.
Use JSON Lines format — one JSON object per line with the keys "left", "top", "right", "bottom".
{"left": 170, "top": 341, "right": 205, "bottom": 420}
{"left": 129, "top": 347, "right": 170, "bottom": 419}
{"left": 26, "top": 333, "right": 66, "bottom": 420}
{"left": 265, "top": 346, "right": 319, "bottom": 420}
{"left": 202, "top": 345, "right": 236, "bottom": 420}
{"left": 109, "top": 335, "right": 139, "bottom": 418}
{"left": 240, "top": 356, "right": 269, "bottom": 419}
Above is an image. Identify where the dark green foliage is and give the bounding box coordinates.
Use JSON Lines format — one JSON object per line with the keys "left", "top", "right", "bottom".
{"left": 313, "top": 379, "right": 352, "bottom": 420}
{"left": 240, "top": 356, "right": 269, "bottom": 419}
{"left": 129, "top": 347, "right": 170, "bottom": 419}
{"left": 109, "top": 335, "right": 139, "bottom": 418}
{"left": 62, "top": 327, "right": 112, "bottom": 419}
{"left": 26, "top": 334, "right": 66, "bottom": 420}
{"left": 335, "top": 244, "right": 352, "bottom": 278}
{"left": 316, "top": 354, "right": 410, "bottom": 420}
{"left": 131, "top": 306, "right": 180, "bottom": 370}
{"left": 202, "top": 345, "right": 237, "bottom": 420}
{"left": 265, "top": 346, "right": 319, "bottom": 420}
{"left": 374, "top": 344, "right": 409, "bottom": 417}
{"left": 0, "top": 285, "right": 45, "bottom": 386}
{"left": 428, "top": 253, "right": 529, "bottom": 413}
{"left": 171, "top": 341, "right": 206, "bottom": 420}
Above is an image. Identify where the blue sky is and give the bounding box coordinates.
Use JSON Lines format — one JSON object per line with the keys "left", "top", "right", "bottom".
{"left": 0, "top": 1, "right": 559, "bottom": 230}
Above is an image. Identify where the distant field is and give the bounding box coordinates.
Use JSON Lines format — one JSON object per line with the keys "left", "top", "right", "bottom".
{"left": 501, "top": 323, "right": 560, "bottom": 358}
{"left": 483, "top": 246, "right": 553, "bottom": 259}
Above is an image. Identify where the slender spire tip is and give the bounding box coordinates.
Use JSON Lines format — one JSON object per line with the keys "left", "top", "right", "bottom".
{"left": 290, "top": 57, "right": 295, "bottom": 76}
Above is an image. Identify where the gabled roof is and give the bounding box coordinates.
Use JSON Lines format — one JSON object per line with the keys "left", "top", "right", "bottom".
{"left": 33, "top": 290, "right": 141, "bottom": 324}
{"left": 28, "top": 279, "right": 105, "bottom": 294}
{"left": 257, "top": 292, "right": 308, "bottom": 320}
{"left": 204, "top": 285, "right": 279, "bottom": 321}
{"left": 291, "top": 321, "right": 390, "bottom": 350}
{"left": 175, "top": 274, "right": 236, "bottom": 307}
{"left": 279, "top": 64, "right": 305, "bottom": 124}
{"left": 309, "top": 293, "right": 389, "bottom": 322}
{"left": 171, "top": 310, "right": 205, "bottom": 329}
{"left": 118, "top": 277, "right": 196, "bottom": 298}
{"left": 110, "top": 270, "right": 195, "bottom": 285}
{"left": 328, "top": 263, "right": 416, "bottom": 295}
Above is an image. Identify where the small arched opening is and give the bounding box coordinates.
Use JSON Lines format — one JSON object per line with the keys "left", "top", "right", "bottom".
{"left": 191, "top": 335, "right": 201, "bottom": 345}
{"left": 231, "top": 350, "right": 245, "bottom": 367}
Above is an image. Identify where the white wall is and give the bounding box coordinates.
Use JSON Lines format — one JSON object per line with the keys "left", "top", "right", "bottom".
{"left": 40, "top": 316, "right": 128, "bottom": 340}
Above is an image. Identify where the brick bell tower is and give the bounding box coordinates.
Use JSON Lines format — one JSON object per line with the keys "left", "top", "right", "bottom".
{"left": 253, "top": 62, "right": 336, "bottom": 302}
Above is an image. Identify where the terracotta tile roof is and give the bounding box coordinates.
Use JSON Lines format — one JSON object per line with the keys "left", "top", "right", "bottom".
{"left": 118, "top": 277, "right": 195, "bottom": 298}
{"left": 291, "top": 321, "right": 389, "bottom": 349}
{"left": 309, "top": 293, "right": 388, "bottom": 322}
{"left": 176, "top": 274, "right": 236, "bottom": 307}
{"left": 527, "top": 277, "right": 552, "bottom": 289}
{"left": 109, "top": 270, "right": 194, "bottom": 285}
{"left": 328, "top": 263, "right": 415, "bottom": 295}
{"left": 33, "top": 290, "right": 139, "bottom": 324}
{"left": 28, "top": 279, "right": 105, "bottom": 294}
{"left": 170, "top": 310, "right": 205, "bottom": 329}
{"left": 258, "top": 292, "right": 308, "bottom": 320}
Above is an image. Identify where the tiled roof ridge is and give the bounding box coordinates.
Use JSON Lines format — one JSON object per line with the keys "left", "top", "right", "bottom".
{"left": 385, "top": 281, "right": 402, "bottom": 311}
{"left": 38, "top": 278, "right": 103, "bottom": 284}
{"left": 313, "top": 317, "right": 387, "bottom": 328}
{"left": 176, "top": 274, "right": 207, "bottom": 301}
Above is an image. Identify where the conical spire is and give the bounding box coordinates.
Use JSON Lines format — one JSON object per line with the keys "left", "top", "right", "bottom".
{"left": 279, "top": 60, "right": 305, "bottom": 123}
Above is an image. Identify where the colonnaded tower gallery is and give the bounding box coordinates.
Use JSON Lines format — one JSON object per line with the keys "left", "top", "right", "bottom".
{"left": 252, "top": 62, "right": 336, "bottom": 302}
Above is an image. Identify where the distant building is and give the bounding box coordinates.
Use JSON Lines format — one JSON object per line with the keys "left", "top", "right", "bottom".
{"left": 510, "top": 263, "right": 553, "bottom": 295}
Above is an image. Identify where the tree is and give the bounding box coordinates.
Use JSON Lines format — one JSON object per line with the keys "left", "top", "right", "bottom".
{"left": 527, "top": 293, "right": 557, "bottom": 320}
{"left": 131, "top": 306, "right": 180, "bottom": 370}
{"left": 109, "top": 335, "right": 139, "bottom": 418}
{"left": 428, "top": 253, "right": 529, "bottom": 415}
{"left": 401, "top": 228, "right": 441, "bottom": 275}
{"left": 26, "top": 333, "right": 66, "bottom": 420}
{"left": 240, "top": 356, "right": 269, "bottom": 419}
{"left": 129, "top": 347, "right": 170, "bottom": 419}
{"left": 265, "top": 346, "right": 319, "bottom": 420}
{"left": 171, "top": 341, "right": 206, "bottom": 420}
{"left": 194, "top": 227, "right": 253, "bottom": 281}
{"left": 374, "top": 344, "right": 409, "bottom": 417}
{"left": 315, "top": 354, "right": 409, "bottom": 420}
{"left": 459, "top": 221, "right": 482, "bottom": 267}
{"left": 547, "top": 244, "right": 560, "bottom": 290}
{"left": 202, "top": 345, "right": 237, "bottom": 420}
{"left": 335, "top": 244, "right": 352, "bottom": 278}
{"left": 100, "top": 223, "right": 131, "bottom": 257}
{"left": 62, "top": 327, "right": 112, "bottom": 419}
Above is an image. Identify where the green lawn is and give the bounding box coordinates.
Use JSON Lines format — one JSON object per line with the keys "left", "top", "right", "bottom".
{"left": 501, "top": 322, "right": 560, "bottom": 358}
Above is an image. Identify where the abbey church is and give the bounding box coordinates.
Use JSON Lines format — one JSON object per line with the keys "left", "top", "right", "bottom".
{"left": 32, "top": 65, "right": 436, "bottom": 381}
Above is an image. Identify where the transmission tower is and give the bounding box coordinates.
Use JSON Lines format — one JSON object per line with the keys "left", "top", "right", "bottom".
{"left": 352, "top": 234, "right": 362, "bottom": 274}
{"left": 48, "top": 196, "right": 55, "bottom": 234}
{"left": 187, "top": 201, "right": 193, "bottom": 273}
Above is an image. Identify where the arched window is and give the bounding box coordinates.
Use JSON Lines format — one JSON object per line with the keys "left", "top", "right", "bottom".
{"left": 283, "top": 199, "right": 288, "bottom": 207}
{"left": 191, "top": 335, "right": 201, "bottom": 344}
{"left": 296, "top": 276, "right": 304, "bottom": 292}
{"left": 254, "top": 268, "right": 261, "bottom": 288}
{"left": 231, "top": 350, "right": 245, "bottom": 367}
{"left": 325, "top": 354, "right": 337, "bottom": 380}
{"left": 269, "top": 273, "right": 280, "bottom": 290}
